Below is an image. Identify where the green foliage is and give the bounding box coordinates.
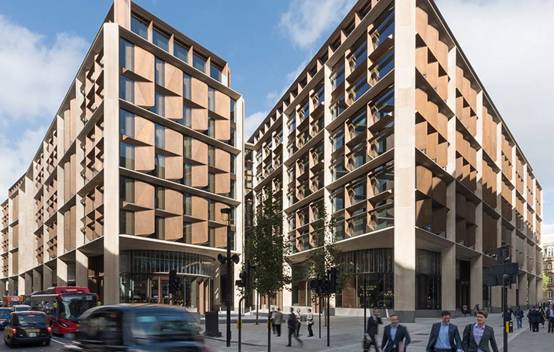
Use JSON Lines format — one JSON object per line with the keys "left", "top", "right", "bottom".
{"left": 245, "top": 197, "right": 290, "bottom": 297}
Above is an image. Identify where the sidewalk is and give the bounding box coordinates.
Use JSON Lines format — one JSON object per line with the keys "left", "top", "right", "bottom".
{"left": 204, "top": 313, "right": 532, "bottom": 352}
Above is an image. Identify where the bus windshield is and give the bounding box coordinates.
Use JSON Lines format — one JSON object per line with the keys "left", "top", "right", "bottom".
{"left": 59, "top": 294, "right": 96, "bottom": 322}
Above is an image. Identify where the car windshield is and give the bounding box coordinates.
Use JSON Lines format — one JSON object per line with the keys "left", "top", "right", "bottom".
{"left": 14, "top": 306, "right": 30, "bottom": 312}
{"left": 60, "top": 294, "right": 96, "bottom": 322}
{"left": 132, "top": 311, "right": 198, "bottom": 343}
{"left": 17, "top": 313, "right": 47, "bottom": 327}
{"left": 0, "top": 309, "right": 11, "bottom": 319}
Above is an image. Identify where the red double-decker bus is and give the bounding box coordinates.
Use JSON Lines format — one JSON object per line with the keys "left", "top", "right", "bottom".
{"left": 30, "top": 287, "right": 97, "bottom": 335}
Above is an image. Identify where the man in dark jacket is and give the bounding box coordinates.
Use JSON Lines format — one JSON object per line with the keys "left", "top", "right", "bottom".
{"left": 366, "top": 310, "right": 383, "bottom": 351}
{"left": 381, "top": 314, "right": 411, "bottom": 352}
{"left": 461, "top": 311, "right": 498, "bottom": 352}
{"left": 286, "top": 307, "right": 303, "bottom": 347}
{"left": 426, "top": 311, "right": 461, "bottom": 352}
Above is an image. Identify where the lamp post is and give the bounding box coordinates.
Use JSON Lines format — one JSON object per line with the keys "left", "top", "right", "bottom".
{"left": 220, "top": 207, "right": 239, "bottom": 348}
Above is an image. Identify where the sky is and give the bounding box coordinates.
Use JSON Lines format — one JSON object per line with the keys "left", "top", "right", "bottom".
{"left": 0, "top": 0, "right": 552, "bottom": 240}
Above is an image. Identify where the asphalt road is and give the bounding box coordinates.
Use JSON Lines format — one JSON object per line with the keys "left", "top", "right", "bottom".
{"left": 0, "top": 332, "right": 69, "bottom": 351}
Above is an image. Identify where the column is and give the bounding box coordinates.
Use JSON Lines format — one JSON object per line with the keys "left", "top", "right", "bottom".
{"left": 76, "top": 250, "right": 89, "bottom": 288}
{"left": 470, "top": 256, "right": 483, "bottom": 310}
{"left": 32, "top": 269, "right": 42, "bottom": 292}
{"left": 233, "top": 97, "right": 245, "bottom": 310}
{"left": 56, "top": 259, "right": 68, "bottom": 287}
{"left": 103, "top": 22, "right": 121, "bottom": 304}
{"left": 442, "top": 43, "right": 457, "bottom": 313}
{"left": 393, "top": 0, "right": 416, "bottom": 322}
{"left": 518, "top": 273, "right": 529, "bottom": 308}
{"left": 528, "top": 276, "right": 537, "bottom": 306}
{"left": 42, "top": 265, "right": 53, "bottom": 290}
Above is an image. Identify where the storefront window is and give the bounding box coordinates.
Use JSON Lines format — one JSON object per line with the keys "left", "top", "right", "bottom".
{"left": 415, "top": 249, "right": 441, "bottom": 310}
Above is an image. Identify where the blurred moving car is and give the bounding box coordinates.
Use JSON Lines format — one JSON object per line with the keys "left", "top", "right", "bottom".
{"left": 12, "top": 305, "right": 31, "bottom": 312}
{"left": 3, "top": 311, "right": 51, "bottom": 347}
{"left": 0, "top": 308, "right": 12, "bottom": 329}
{"left": 63, "top": 304, "right": 212, "bottom": 352}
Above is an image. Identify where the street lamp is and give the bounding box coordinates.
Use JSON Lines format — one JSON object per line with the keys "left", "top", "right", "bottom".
{"left": 219, "top": 207, "right": 239, "bottom": 348}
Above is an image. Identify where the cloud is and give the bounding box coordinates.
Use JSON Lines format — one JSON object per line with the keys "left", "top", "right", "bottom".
{"left": 0, "top": 127, "right": 46, "bottom": 200}
{"left": 0, "top": 14, "right": 87, "bottom": 199}
{"left": 279, "top": 0, "right": 356, "bottom": 48}
{"left": 437, "top": 0, "right": 554, "bottom": 222}
{"left": 245, "top": 111, "right": 268, "bottom": 141}
{"left": 0, "top": 15, "right": 87, "bottom": 121}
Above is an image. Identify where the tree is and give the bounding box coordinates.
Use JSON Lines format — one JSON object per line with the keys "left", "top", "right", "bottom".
{"left": 307, "top": 202, "right": 337, "bottom": 283}
{"left": 246, "top": 196, "right": 290, "bottom": 298}
{"left": 245, "top": 195, "right": 289, "bottom": 352}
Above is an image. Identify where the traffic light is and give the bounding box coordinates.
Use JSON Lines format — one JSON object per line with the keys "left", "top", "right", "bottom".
{"left": 169, "top": 269, "right": 178, "bottom": 295}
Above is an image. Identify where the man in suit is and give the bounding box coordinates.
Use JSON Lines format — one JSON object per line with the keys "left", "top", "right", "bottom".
{"left": 426, "top": 311, "right": 461, "bottom": 352}
{"left": 381, "top": 314, "right": 411, "bottom": 352}
{"left": 461, "top": 310, "right": 498, "bottom": 352}
{"left": 366, "top": 309, "right": 383, "bottom": 351}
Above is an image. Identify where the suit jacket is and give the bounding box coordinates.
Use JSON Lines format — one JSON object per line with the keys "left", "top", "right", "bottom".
{"left": 426, "top": 322, "right": 461, "bottom": 352}
{"left": 382, "top": 324, "right": 411, "bottom": 352}
{"left": 367, "top": 316, "right": 383, "bottom": 336}
{"left": 461, "top": 324, "right": 498, "bottom": 352}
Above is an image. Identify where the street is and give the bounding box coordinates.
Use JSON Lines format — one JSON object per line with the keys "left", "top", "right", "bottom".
{"left": 0, "top": 333, "right": 68, "bottom": 351}
{"left": 204, "top": 313, "right": 554, "bottom": 352}
{"left": 0, "top": 313, "right": 552, "bottom": 351}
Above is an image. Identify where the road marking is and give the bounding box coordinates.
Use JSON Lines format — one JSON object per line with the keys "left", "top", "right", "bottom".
{"left": 51, "top": 337, "right": 66, "bottom": 345}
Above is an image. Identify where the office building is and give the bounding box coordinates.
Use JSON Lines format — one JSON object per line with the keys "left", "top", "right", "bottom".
{"left": 0, "top": 0, "right": 244, "bottom": 312}
{"left": 246, "top": 0, "right": 543, "bottom": 321}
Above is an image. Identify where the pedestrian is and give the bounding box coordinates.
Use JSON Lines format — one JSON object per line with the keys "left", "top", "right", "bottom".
{"left": 295, "top": 308, "right": 302, "bottom": 336}
{"left": 381, "top": 314, "right": 411, "bottom": 352}
{"left": 546, "top": 304, "right": 554, "bottom": 333}
{"left": 286, "top": 307, "right": 303, "bottom": 347}
{"left": 514, "top": 306, "right": 524, "bottom": 329}
{"left": 529, "top": 306, "right": 540, "bottom": 332}
{"left": 461, "top": 310, "right": 498, "bottom": 352}
{"left": 273, "top": 307, "right": 283, "bottom": 337}
{"left": 307, "top": 308, "right": 314, "bottom": 337}
{"left": 366, "top": 309, "right": 383, "bottom": 352}
{"left": 426, "top": 310, "right": 461, "bottom": 352}
{"left": 539, "top": 306, "right": 546, "bottom": 327}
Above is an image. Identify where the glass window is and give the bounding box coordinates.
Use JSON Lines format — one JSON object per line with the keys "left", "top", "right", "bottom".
{"left": 371, "top": 88, "right": 394, "bottom": 122}
{"left": 373, "top": 48, "right": 394, "bottom": 80}
{"left": 155, "top": 187, "right": 165, "bottom": 209}
{"left": 120, "top": 178, "right": 134, "bottom": 203}
{"left": 415, "top": 250, "right": 441, "bottom": 310}
{"left": 183, "top": 163, "right": 192, "bottom": 186}
{"left": 350, "top": 179, "right": 366, "bottom": 204}
{"left": 119, "top": 109, "right": 134, "bottom": 137}
{"left": 120, "top": 211, "right": 135, "bottom": 235}
{"left": 332, "top": 128, "right": 345, "bottom": 152}
{"left": 119, "top": 39, "right": 134, "bottom": 70}
{"left": 331, "top": 63, "right": 345, "bottom": 90}
{"left": 351, "top": 39, "right": 367, "bottom": 70}
{"left": 174, "top": 41, "right": 189, "bottom": 63}
{"left": 119, "top": 143, "right": 135, "bottom": 169}
{"left": 351, "top": 76, "right": 369, "bottom": 101}
{"left": 208, "top": 86, "right": 215, "bottom": 111}
{"left": 155, "top": 216, "right": 165, "bottom": 239}
{"left": 155, "top": 57, "right": 165, "bottom": 86}
{"left": 210, "top": 63, "right": 222, "bottom": 81}
{"left": 207, "top": 116, "right": 215, "bottom": 137}
{"left": 181, "top": 103, "right": 192, "bottom": 127}
{"left": 350, "top": 110, "right": 367, "bottom": 138}
{"left": 332, "top": 157, "right": 346, "bottom": 181}
{"left": 332, "top": 190, "right": 345, "bottom": 212}
{"left": 155, "top": 124, "right": 165, "bottom": 149}
{"left": 152, "top": 27, "right": 169, "bottom": 51}
{"left": 193, "top": 52, "right": 207, "bottom": 72}
{"left": 119, "top": 76, "right": 134, "bottom": 102}
{"left": 131, "top": 15, "right": 148, "bottom": 40}
{"left": 155, "top": 154, "right": 165, "bottom": 178}
{"left": 153, "top": 90, "right": 165, "bottom": 116}
{"left": 230, "top": 99, "right": 236, "bottom": 122}
{"left": 183, "top": 74, "right": 191, "bottom": 100}
{"left": 372, "top": 8, "right": 394, "bottom": 47}
{"left": 184, "top": 136, "right": 192, "bottom": 159}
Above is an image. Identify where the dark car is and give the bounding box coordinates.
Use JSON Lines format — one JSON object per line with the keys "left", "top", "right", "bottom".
{"left": 63, "top": 304, "right": 212, "bottom": 352}
{"left": 0, "top": 308, "right": 12, "bottom": 329}
{"left": 3, "top": 311, "right": 51, "bottom": 347}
